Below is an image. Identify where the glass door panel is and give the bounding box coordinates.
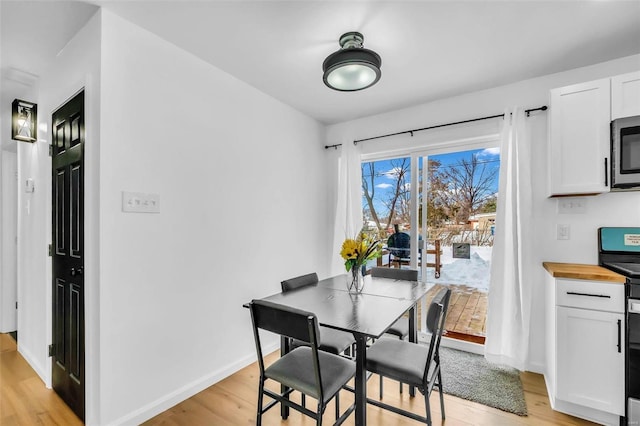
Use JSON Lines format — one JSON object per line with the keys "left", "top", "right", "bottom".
{"left": 361, "top": 156, "right": 412, "bottom": 270}
{"left": 415, "top": 146, "right": 500, "bottom": 343}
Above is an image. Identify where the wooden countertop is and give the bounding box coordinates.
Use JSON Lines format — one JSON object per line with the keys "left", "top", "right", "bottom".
{"left": 542, "top": 262, "right": 626, "bottom": 283}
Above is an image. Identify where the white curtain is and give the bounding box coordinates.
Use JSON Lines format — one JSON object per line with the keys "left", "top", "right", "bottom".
{"left": 331, "top": 140, "right": 363, "bottom": 274}
{"left": 485, "top": 107, "right": 533, "bottom": 371}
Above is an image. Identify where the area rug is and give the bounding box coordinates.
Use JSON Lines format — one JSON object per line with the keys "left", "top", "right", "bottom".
{"left": 439, "top": 347, "right": 528, "bottom": 416}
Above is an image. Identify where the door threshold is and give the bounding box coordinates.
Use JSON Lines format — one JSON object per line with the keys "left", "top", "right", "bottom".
{"left": 440, "top": 335, "right": 484, "bottom": 355}
{"left": 444, "top": 331, "right": 485, "bottom": 345}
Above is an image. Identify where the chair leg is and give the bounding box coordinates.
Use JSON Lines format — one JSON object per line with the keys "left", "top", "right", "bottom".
{"left": 379, "top": 374, "right": 384, "bottom": 399}
{"left": 256, "top": 379, "right": 265, "bottom": 426}
{"left": 424, "top": 392, "right": 432, "bottom": 426}
{"left": 335, "top": 392, "right": 340, "bottom": 420}
{"left": 302, "top": 393, "right": 306, "bottom": 408}
{"left": 438, "top": 369, "right": 445, "bottom": 420}
{"left": 398, "top": 335, "right": 404, "bottom": 394}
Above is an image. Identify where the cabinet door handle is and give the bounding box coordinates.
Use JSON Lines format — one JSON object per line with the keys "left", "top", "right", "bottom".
{"left": 566, "top": 291, "right": 611, "bottom": 298}
{"left": 617, "top": 319, "right": 621, "bottom": 353}
{"left": 604, "top": 158, "right": 608, "bottom": 187}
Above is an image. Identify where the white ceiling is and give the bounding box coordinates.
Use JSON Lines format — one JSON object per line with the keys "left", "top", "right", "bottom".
{"left": 2, "top": 1, "right": 640, "bottom": 125}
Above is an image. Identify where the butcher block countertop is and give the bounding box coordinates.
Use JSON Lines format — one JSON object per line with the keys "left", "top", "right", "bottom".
{"left": 543, "top": 262, "right": 626, "bottom": 283}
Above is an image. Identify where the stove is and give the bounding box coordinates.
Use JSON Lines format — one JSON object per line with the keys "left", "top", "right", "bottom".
{"left": 604, "top": 262, "right": 640, "bottom": 281}
{"left": 599, "top": 227, "right": 640, "bottom": 426}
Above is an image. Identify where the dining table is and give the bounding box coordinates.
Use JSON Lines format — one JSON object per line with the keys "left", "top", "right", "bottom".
{"left": 257, "top": 273, "right": 429, "bottom": 426}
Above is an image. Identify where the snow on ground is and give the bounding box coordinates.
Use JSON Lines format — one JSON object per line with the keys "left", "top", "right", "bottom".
{"left": 372, "top": 245, "right": 493, "bottom": 291}
{"left": 425, "top": 245, "right": 492, "bottom": 291}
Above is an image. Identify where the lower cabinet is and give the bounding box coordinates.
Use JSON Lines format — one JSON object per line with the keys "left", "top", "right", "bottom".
{"left": 556, "top": 306, "right": 625, "bottom": 415}
{"left": 545, "top": 274, "right": 626, "bottom": 425}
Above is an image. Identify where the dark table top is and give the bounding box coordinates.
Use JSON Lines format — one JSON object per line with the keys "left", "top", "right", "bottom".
{"left": 261, "top": 274, "right": 428, "bottom": 339}
{"left": 318, "top": 274, "right": 428, "bottom": 300}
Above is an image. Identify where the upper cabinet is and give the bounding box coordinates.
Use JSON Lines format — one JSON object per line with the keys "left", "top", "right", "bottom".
{"left": 611, "top": 71, "right": 640, "bottom": 119}
{"left": 548, "top": 71, "right": 640, "bottom": 197}
{"left": 549, "top": 79, "right": 610, "bottom": 197}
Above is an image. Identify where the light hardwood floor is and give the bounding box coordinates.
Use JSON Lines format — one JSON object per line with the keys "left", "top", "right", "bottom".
{"left": 0, "top": 333, "right": 83, "bottom": 425}
{"left": 1, "top": 333, "right": 596, "bottom": 425}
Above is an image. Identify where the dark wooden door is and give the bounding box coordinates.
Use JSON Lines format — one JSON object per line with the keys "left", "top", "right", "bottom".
{"left": 51, "top": 90, "right": 85, "bottom": 421}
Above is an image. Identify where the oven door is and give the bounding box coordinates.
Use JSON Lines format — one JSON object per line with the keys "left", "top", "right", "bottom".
{"left": 612, "top": 116, "right": 640, "bottom": 189}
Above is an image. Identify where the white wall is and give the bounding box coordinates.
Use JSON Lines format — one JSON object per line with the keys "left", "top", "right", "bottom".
{"left": 97, "top": 10, "right": 329, "bottom": 425}
{"left": 1, "top": 150, "right": 17, "bottom": 332}
{"left": 0, "top": 81, "right": 34, "bottom": 334}
{"left": 15, "top": 8, "right": 330, "bottom": 424}
{"left": 325, "top": 54, "right": 640, "bottom": 373}
{"left": 17, "top": 10, "right": 102, "bottom": 424}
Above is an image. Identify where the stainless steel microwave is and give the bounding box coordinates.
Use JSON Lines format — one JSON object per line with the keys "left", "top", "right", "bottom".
{"left": 611, "top": 115, "right": 640, "bottom": 191}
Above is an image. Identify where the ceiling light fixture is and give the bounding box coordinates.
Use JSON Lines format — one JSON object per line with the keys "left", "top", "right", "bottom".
{"left": 322, "top": 31, "right": 381, "bottom": 92}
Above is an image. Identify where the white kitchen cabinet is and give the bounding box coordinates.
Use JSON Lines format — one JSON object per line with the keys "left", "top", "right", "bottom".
{"left": 556, "top": 306, "right": 625, "bottom": 416}
{"left": 544, "top": 265, "right": 626, "bottom": 425}
{"left": 612, "top": 71, "right": 640, "bottom": 119}
{"left": 549, "top": 79, "right": 610, "bottom": 196}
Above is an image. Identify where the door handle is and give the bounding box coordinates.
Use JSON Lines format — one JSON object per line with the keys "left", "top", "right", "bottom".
{"left": 617, "top": 319, "right": 621, "bottom": 353}
{"left": 70, "top": 267, "right": 83, "bottom": 276}
{"left": 604, "top": 158, "right": 608, "bottom": 187}
{"left": 566, "top": 291, "right": 611, "bottom": 298}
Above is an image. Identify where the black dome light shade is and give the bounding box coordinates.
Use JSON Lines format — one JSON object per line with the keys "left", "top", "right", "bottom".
{"left": 322, "top": 32, "right": 381, "bottom": 92}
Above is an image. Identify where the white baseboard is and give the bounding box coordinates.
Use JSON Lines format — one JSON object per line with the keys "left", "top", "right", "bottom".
{"left": 108, "top": 342, "right": 278, "bottom": 426}
{"left": 526, "top": 361, "right": 545, "bottom": 375}
{"left": 18, "top": 343, "right": 48, "bottom": 385}
{"left": 427, "top": 336, "right": 547, "bottom": 375}
{"left": 545, "top": 373, "right": 621, "bottom": 426}
{"left": 552, "top": 396, "right": 621, "bottom": 425}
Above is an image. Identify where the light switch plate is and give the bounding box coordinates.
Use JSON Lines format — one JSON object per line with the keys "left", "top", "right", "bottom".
{"left": 122, "top": 191, "right": 160, "bottom": 213}
{"left": 557, "top": 198, "right": 586, "bottom": 214}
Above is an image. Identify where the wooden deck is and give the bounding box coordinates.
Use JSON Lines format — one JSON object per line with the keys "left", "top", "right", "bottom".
{"left": 423, "top": 283, "right": 487, "bottom": 344}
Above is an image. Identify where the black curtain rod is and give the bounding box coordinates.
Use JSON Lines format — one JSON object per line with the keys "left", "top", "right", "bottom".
{"left": 324, "top": 105, "right": 547, "bottom": 149}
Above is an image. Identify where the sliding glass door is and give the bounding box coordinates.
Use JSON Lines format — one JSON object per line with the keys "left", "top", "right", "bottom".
{"left": 415, "top": 144, "right": 500, "bottom": 343}
{"left": 360, "top": 139, "right": 499, "bottom": 341}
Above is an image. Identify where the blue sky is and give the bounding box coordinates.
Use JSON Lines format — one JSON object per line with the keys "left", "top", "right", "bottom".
{"left": 362, "top": 147, "right": 501, "bottom": 219}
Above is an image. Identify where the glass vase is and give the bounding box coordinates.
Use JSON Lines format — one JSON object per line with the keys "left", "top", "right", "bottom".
{"left": 347, "top": 265, "right": 365, "bottom": 293}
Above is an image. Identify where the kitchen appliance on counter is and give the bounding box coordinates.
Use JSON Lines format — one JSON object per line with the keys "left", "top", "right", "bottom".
{"left": 611, "top": 115, "right": 640, "bottom": 191}
{"left": 599, "top": 227, "right": 640, "bottom": 425}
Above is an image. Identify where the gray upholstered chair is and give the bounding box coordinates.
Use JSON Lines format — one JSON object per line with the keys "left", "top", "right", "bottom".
{"left": 370, "top": 266, "right": 418, "bottom": 396}
{"left": 248, "top": 299, "right": 356, "bottom": 426}
{"left": 281, "top": 273, "right": 357, "bottom": 409}
{"left": 365, "top": 287, "right": 451, "bottom": 426}
{"left": 281, "top": 273, "right": 356, "bottom": 356}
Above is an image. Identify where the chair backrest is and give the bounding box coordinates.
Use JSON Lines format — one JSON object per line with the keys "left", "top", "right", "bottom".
{"left": 370, "top": 266, "right": 418, "bottom": 281}
{"left": 422, "top": 288, "right": 451, "bottom": 383}
{"left": 250, "top": 299, "right": 320, "bottom": 344}
{"left": 387, "top": 232, "right": 410, "bottom": 258}
{"left": 426, "top": 287, "right": 451, "bottom": 333}
{"left": 248, "top": 299, "right": 325, "bottom": 401}
{"left": 281, "top": 272, "right": 319, "bottom": 292}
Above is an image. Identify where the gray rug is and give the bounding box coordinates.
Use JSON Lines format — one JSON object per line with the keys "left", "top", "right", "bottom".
{"left": 439, "top": 347, "right": 528, "bottom": 416}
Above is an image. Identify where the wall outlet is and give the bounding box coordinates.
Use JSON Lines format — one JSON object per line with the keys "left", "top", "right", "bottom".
{"left": 557, "top": 224, "right": 570, "bottom": 240}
